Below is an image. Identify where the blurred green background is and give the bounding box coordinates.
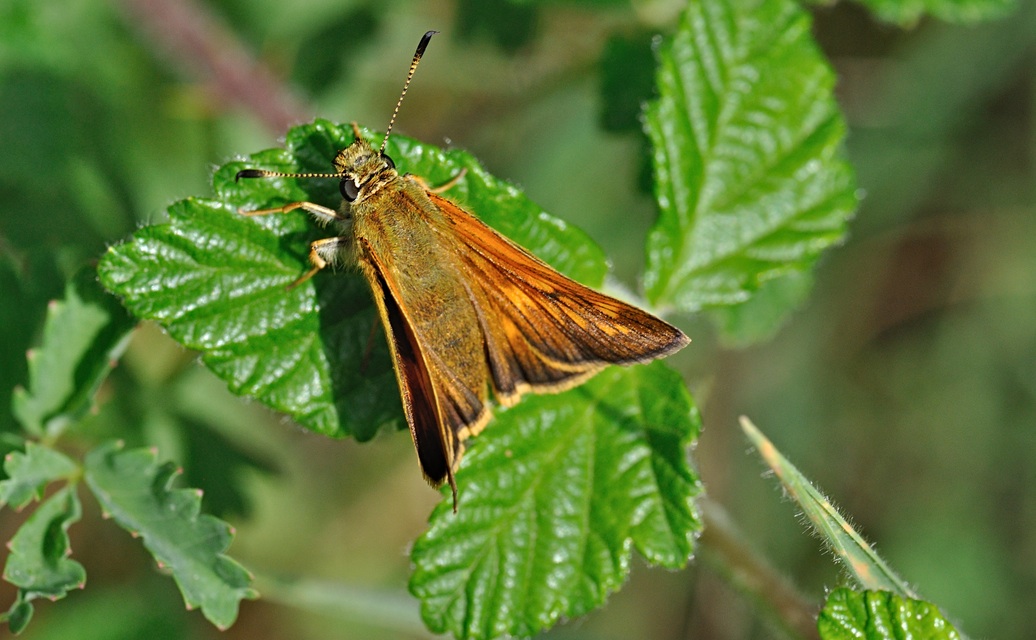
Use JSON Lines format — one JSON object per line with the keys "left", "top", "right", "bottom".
{"left": 2, "top": 0, "right": 1035, "bottom": 638}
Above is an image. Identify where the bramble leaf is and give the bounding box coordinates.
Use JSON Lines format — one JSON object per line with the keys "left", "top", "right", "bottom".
{"left": 3, "top": 486, "right": 85, "bottom": 632}
{"left": 83, "top": 442, "right": 255, "bottom": 630}
{"left": 850, "top": 0, "right": 1015, "bottom": 25}
{"left": 0, "top": 443, "right": 78, "bottom": 510}
{"left": 818, "top": 588, "right": 962, "bottom": 640}
{"left": 2, "top": 593, "right": 33, "bottom": 634}
{"left": 410, "top": 363, "right": 701, "bottom": 639}
{"left": 644, "top": 0, "right": 856, "bottom": 328}
{"left": 12, "top": 268, "right": 135, "bottom": 438}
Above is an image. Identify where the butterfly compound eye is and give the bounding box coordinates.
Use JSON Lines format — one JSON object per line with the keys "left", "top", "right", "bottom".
{"left": 381, "top": 154, "right": 396, "bottom": 170}
{"left": 340, "top": 177, "right": 360, "bottom": 202}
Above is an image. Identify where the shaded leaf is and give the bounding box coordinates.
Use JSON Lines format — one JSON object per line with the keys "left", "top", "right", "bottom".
{"left": 3, "top": 593, "right": 33, "bottom": 634}
{"left": 12, "top": 268, "right": 135, "bottom": 438}
{"left": 709, "top": 270, "right": 813, "bottom": 347}
{"left": 410, "top": 363, "right": 701, "bottom": 639}
{"left": 179, "top": 415, "right": 277, "bottom": 519}
{"left": 98, "top": 120, "right": 608, "bottom": 441}
{"left": 741, "top": 417, "right": 915, "bottom": 596}
{"left": 83, "top": 442, "right": 255, "bottom": 630}
{"left": 289, "top": 7, "right": 380, "bottom": 98}
{"left": 4, "top": 581, "right": 190, "bottom": 640}
{"left": 851, "top": 0, "right": 1015, "bottom": 25}
{"left": 0, "top": 443, "right": 78, "bottom": 510}
{"left": 818, "top": 588, "right": 962, "bottom": 640}
{"left": 3, "top": 486, "right": 85, "bottom": 608}
{"left": 644, "top": 0, "right": 856, "bottom": 319}
{"left": 0, "top": 250, "right": 66, "bottom": 435}
{"left": 599, "top": 30, "right": 658, "bottom": 133}
{"left": 455, "top": 0, "right": 538, "bottom": 52}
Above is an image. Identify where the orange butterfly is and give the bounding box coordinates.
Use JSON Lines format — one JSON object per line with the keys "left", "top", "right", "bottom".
{"left": 237, "top": 32, "right": 688, "bottom": 509}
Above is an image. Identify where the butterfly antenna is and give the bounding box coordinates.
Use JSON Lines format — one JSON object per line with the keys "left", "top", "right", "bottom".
{"left": 380, "top": 30, "right": 438, "bottom": 154}
{"left": 235, "top": 169, "right": 342, "bottom": 181}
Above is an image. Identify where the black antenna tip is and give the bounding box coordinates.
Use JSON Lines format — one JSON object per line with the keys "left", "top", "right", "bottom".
{"left": 417, "top": 31, "right": 438, "bottom": 57}
{"left": 235, "top": 169, "right": 264, "bottom": 182}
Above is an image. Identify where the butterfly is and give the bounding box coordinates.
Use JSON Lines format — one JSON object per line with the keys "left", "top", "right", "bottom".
{"left": 236, "top": 31, "right": 688, "bottom": 509}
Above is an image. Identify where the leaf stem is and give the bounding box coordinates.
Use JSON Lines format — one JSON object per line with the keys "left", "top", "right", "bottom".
{"left": 252, "top": 572, "right": 428, "bottom": 637}
{"left": 698, "top": 499, "right": 820, "bottom": 640}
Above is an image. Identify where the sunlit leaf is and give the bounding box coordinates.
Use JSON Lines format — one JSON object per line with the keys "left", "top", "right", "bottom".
{"left": 818, "top": 588, "right": 962, "bottom": 640}
{"left": 411, "top": 363, "right": 701, "bottom": 639}
{"left": 644, "top": 0, "right": 856, "bottom": 328}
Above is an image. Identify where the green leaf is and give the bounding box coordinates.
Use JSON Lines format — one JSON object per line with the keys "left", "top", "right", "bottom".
{"left": 410, "top": 363, "right": 701, "bottom": 639}
{"left": 3, "top": 592, "right": 33, "bottom": 634}
{"left": 11, "top": 267, "right": 135, "bottom": 438}
{"left": 179, "top": 415, "right": 277, "bottom": 519}
{"left": 3, "top": 486, "right": 85, "bottom": 603}
{"left": 0, "top": 443, "right": 78, "bottom": 510}
{"left": 644, "top": 0, "right": 857, "bottom": 317}
{"left": 98, "top": 120, "right": 609, "bottom": 440}
{"left": 83, "top": 442, "right": 255, "bottom": 630}
{"left": 818, "top": 589, "right": 962, "bottom": 640}
{"left": 709, "top": 270, "right": 813, "bottom": 347}
{"left": 455, "top": 0, "right": 538, "bottom": 53}
{"left": 740, "top": 417, "right": 915, "bottom": 596}
{"left": 850, "top": 0, "right": 1015, "bottom": 25}
{"left": 0, "top": 249, "right": 66, "bottom": 435}
{"left": 599, "top": 30, "right": 658, "bottom": 134}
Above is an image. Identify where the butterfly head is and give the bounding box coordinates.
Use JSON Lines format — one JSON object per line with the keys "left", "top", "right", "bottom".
{"left": 332, "top": 134, "right": 398, "bottom": 203}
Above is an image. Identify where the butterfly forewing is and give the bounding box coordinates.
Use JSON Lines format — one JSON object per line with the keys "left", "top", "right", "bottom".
{"left": 360, "top": 250, "right": 454, "bottom": 485}
{"left": 354, "top": 201, "right": 492, "bottom": 498}
{"left": 426, "top": 191, "right": 689, "bottom": 406}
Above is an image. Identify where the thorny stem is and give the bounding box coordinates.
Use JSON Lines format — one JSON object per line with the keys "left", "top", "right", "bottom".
{"left": 118, "top": 0, "right": 312, "bottom": 133}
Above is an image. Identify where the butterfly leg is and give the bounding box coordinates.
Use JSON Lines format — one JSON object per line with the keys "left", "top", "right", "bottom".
{"left": 285, "top": 236, "right": 354, "bottom": 289}
{"left": 239, "top": 200, "right": 347, "bottom": 226}
{"left": 239, "top": 202, "right": 355, "bottom": 288}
